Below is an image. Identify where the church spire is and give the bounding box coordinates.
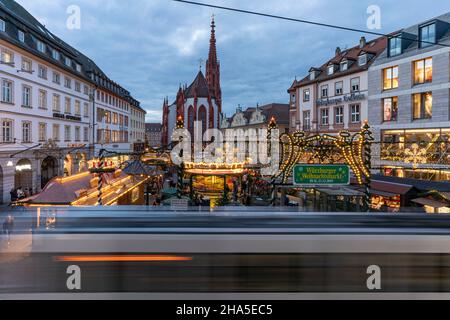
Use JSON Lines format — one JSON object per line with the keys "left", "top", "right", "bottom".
{"left": 206, "top": 14, "right": 221, "bottom": 115}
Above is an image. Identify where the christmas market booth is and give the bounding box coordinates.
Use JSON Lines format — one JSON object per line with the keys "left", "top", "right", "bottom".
{"left": 184, "top": 162, "right": 246, "bottom": 201}
{"left": 16, "top": 169, "right": 149, "bottom": 207}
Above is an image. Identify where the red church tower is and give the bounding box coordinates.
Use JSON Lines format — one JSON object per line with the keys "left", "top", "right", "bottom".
{"left": 205, "top": 15, "right": 221, "bottom": 125}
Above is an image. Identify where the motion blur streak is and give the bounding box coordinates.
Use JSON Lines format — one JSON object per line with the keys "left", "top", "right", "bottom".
{"left": 53, "top": 255, "right": 193, "bottom": 262}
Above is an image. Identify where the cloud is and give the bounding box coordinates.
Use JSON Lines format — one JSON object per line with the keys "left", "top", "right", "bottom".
{"left": 15, "top": 0, "right": 450, "bottom": 121}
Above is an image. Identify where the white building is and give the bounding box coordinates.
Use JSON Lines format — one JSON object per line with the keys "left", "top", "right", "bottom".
{"left": 130, "top": 103, "right": 146, "bottom": 152}
{"left": 0, "top": 1, "right": 139, "bottom": 204}
{"left": 288, "top": 37, "right": 387, "bottom": 135}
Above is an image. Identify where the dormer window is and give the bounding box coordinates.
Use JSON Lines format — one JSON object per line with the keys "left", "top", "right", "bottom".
{"left": 37, "top": 40, "right": 45, "bottom": 53}
{"left": 340, "top": 61, "right": 348, "bottom": 71}
{"left": 419, "top": 23, "right": 436, "bottom": 48}
{"left": 18, "top": 30, "right": 25, "bottom": 43}
{"left": 76, "top": 63, "right": 81, "bottom": 72}
{"left": 309, "top": 71, "right": 315, "bottom": 80}
{"left": 327, "top": 65, "right": 334, "bottom": 75}
{"left": 52, "top": 49, "right": 59, "bottom": 60}
{"left": 388, "top": 35, "right": 402, "bottom": 57}
{"left": 0, "top": 19, "right": 5, "bottom": 32}
{"left": 65, "top": 56, "right": 71, "bottom": 66}
{"left": 358, "top": 53, "right": 367, "bottom": 66}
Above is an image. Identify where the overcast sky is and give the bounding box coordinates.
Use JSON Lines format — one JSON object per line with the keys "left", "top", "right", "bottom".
{"left": 16, "top": 0, "right": 449, "bottom": 122}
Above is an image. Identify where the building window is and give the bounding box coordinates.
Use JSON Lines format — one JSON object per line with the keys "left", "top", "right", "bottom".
{"left": 52, "top": 124, "right": 60, "bottom": 141}
{"left": 38, "top": 90, "right": 47, "bottom": 109}
{"left": 38, "top": 123, "right": 47, "bottom": 142}
{"left": 21, "top": 57, "right": 32, "bottom": 72}
{"left": 303, "top": 89, "right": 310, "bottom": 102}
{"left": 414, "top": 57, "right": 432, "bottom": 84}
{"left": 83, "top": 127, "right": 88, "bottom": 142}
{"left": 75, "top": 126, "right": 80, "bottom": 141}
{"left": 74, "top": 100, "right": 81, "bottom": 115}
{"left": 75, "top": 82, "right": 81, "bottom": 92}
{"left": 18, "top": 30, "right": 25, "bottom": 43}
{"left": 124, "top": 116, "right": 129, "bottom": 127}
{"left": 290, "top": 94, "right": 296, "bottom": 105}
{"left": 419, "top": 23, "right": 436, "bottom": 48}
{"left": 320, "top": 108, "right": 329, "bottom": 125}
{"left": 113, "top": 112, "right": 118, "bottom": 124}
{"left": 388, "top": 36, "right": 402, "bottom": 57}
{"left": 1, "top": 48, "right": 14, "bottom": 64}
{"left": 350, "top": 104, "right": 361, "bottom": 123}
{"left": 413, "top": 92, "right": 432, "bottom": 119}
{"left": 383, "top": 97, "right": 398, "bottom": 122}
{"left": 52, "top": 49, "right": 59, "bottom": 60}
{"left": 0, "top": 19, "right": 5, "bottom": 32}
{"left": 335, "top": 106, "right": 344, "bottom": 124}
{"left": 64, "top": 56, "right": 71, "bottom": 66}
{"left": 52, "top": 94, "right": 61, "bottom": 112}
{"left": 2, "top": 120, "right": 13, "bottom": 143}
{"left": 358, "top": 54, "right": 367, "bottom": 66}
{"left": 76, "top": 64, "right": 81, "bottom": 72}
{"left": 340, "top": 61, "right": 348, "bottom": 71}
{"left": 37, "top": 40, "right": 46, "bottom": 53}
{"left": 383, "top": 66, "right": 398, "bottom": 90}
{"left": 52, "top": 72, "right": 60, "bottom": 84}
{"left": 22, "top": 85, "right": 32, "bottom": 107}
{"left": 83, "top": 103, "right": 89, "bottom": 117}
{"left": 105, "top": 111, "right": 112, "bottom": 124}
{"left": 38, "top": 65, "right": 47, "bottom": 79}
{"left": 65, "top": 97, "right": 71, "bottom": 114}
{"left": 64, "top": 125, "right": 71, "bottom": 141}
{"left": 64, "top": 77, "right": 71, "bottom": 89}
{"left": 321, "top": 85, "right": 328, "bottom": 98}
{"left": 22, "top": 121, "right": 31, "bottom": 143}
{"left": 2, "top": 79, "right": 13, "bottom": 103}
{"left": 335, "top": 81, "right": 343, "bottom": 96}
{"left": 327, "top": 65, "right": 334, "bottom": 75}
{"left": 83, "top": 85, "right": 89, "bottom": 95}
{"left": 350, "top": 77, "right": 360, "bottom": 92}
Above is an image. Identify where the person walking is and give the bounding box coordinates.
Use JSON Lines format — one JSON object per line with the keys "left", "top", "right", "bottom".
{"left": 3, "top": 215, "right": 14, "bottom": 245}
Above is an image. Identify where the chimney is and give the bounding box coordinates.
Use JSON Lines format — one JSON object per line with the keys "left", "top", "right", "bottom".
{"left": 335, "top": 47, "right": 341, "bottom": 56}
{"left": 359, "top": 36, "right": 366, "bottom": 48}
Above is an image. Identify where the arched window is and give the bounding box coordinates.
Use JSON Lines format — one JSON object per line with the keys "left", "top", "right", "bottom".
{"left": 209, "top": 105, "right": 214, "bottom": 128}
{"left": 198, "top": 105, "right": 207, "bottom": 135}
{"left": 187, "top": 105, "right": 194, "bottom": 136}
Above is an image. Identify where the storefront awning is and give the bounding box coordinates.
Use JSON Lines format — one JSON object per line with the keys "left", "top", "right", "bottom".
{"left": 411, "top": 197, "right": 449, "bottom": 209}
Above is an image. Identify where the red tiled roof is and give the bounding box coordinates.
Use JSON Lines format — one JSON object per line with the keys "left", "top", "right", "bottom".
{"left": 292, "top": 36, "right": 387, "bottom": 88}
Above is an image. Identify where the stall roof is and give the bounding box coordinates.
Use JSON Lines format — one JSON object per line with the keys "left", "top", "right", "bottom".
{"left": 316, "top": 187, "right": 364, "bottom": 196}
{"left": 372, "top": 174, "right": 450, "bottom": 192}
{"left": 411, "top": 198, "right": 449, "bottom": 209}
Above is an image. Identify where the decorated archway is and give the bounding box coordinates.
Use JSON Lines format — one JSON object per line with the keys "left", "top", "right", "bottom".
{"left": 14, "top": 159, "right": 33, "bottom": 192}
{"left": 41, "top": 156, "right": 59, "bottom": 188}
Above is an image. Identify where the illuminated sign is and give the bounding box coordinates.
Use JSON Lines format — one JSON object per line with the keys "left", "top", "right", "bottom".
{"left": 16, "top": 164, "right": 32, "bottom": 171}
{"left": 293, "top": 164, "right": 350, "bottom": 186}
{"left": 316, "top": 93, "right": 366, "bottom": 106}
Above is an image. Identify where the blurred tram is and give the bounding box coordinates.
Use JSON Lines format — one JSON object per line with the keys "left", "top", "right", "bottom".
{"left": 2, "top": 208, "right": 450, "bottom": 297}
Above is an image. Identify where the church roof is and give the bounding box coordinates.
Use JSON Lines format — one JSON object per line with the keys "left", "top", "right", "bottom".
{"left": 185, "top": 70, "right": 212, "bottom": 99}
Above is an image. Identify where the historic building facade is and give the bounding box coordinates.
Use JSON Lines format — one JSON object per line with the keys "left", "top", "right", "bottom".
{"left": 0, "top": 1, "right": 139, "bottom": 203}
{"left": 161, "top": 17, "right": 222, "bottom": 147}
{"left": 220, "top": 103, "right": 290, "bottom": 133}
{"left": 368, "top": 13, "right": 450, "bottom": 181}
{"left": 130, "top": 103, "right": 146, "bottom": 152}
{"left": 145, "top": 123, "right": 162, "bottom": 148}
{"left": 288, "top": 36, "right": 387, "bottom": 135}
